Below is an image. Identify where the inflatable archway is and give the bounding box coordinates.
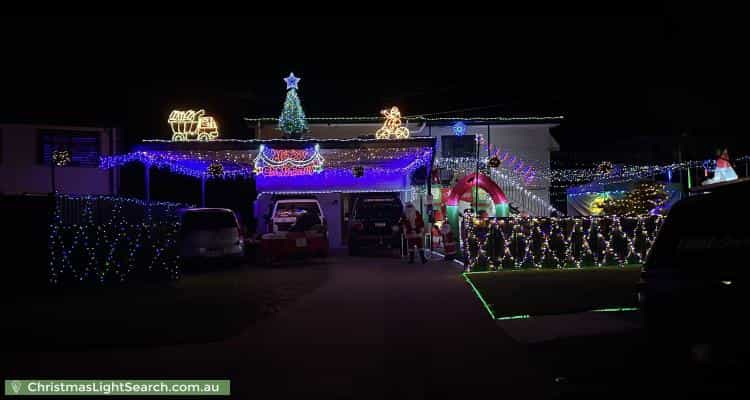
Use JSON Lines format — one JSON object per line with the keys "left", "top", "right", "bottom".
{"left": 444, "top": 173, "right": 509, "bottom": 240}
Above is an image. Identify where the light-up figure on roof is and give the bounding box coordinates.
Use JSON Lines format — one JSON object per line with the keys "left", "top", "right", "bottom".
{"left": 168, "top": 109, "right": 220, "bottom": 141}
{"left": 375, "top": 106, "right": 410, "bottom": 139}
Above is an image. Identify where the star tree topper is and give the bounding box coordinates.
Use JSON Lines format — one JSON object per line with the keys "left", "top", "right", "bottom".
{"left": 284, "top": 73, "right": 300, "bottom": 90}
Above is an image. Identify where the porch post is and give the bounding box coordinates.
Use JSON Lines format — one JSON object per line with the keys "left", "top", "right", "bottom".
{"left": 50, "top": 163, "right": 56, "bottom": 193}
{"left": 144, "top": 163, "right": 151, "bottom": 203}
{"left": 201, "top": 175, "right": 206, "bottom": 207}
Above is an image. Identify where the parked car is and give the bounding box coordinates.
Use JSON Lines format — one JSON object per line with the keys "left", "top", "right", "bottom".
{"left": 270, "top": 198, "right": 325, "bottom": 233}
{"left": 178, "top": 208, "right": 244, "bottom": 264}
{"left": 348, "top": 194, "right": 403, "bottom": 255}
{"left": 638, "top": 179, "right": 750, "bottom": 359}
{"left": 260, "top": 210, "right": 329, "bottom": 264}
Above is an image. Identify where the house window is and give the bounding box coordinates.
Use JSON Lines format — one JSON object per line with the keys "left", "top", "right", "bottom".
{"left": 441, "top": 135, "right": 476, "bottom": 158}
{"left": 38, "top": 129, "right": 101, "bottom": 167}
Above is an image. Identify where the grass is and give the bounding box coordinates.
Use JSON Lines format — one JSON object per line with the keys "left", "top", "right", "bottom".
{"left": 1, "top": 263, "right": 329, "bottom": 351}
{"left": 464, "top": 265, "right": 642, "bottom": 319}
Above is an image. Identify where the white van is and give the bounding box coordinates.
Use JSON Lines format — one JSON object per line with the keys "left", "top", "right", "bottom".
{"left": 179, "top": 208, "right": 244, "bottom": 261}
{"left": 271, "top": 199, "right": 325, "bottom": 233}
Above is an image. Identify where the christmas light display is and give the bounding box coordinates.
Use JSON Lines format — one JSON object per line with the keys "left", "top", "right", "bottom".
{"left": 101, "top": 140, "right": 434, "bottom": 193}
{"left": 487, "top": 144, "right": 537, "bottom": 184}
{"left": 452, "top": 121, "right": 467, "bottom": 136}
{"left": 206, "top": 160, "right": 224, "bottom": 179}
{"left": 253, "top": 143, "right": 324, "bottom": 176}
{"left": 549, "top": 157, "right": 748, "bottom": 187}
{"left": 52, "top": 148, "right": 72, "bottom": 167}
{"left": 597, "top": 161, "right": 613, "bottom": 175}
{"left": 168, "top": 109, "right": 220, "bottom": 141}
{"left": 375, "top": 107, "right": 410, "bottom": 139}
{"left": 436, "top": 157, "right": 558, "bottom": 216}
{"left": 245, "top": 114, "right": 565, "bottom": 123}
{"left": 278, "top": 73, "right": 308, "bottom": 138}
{"left": 462, "top": 215, "right": 663, "bottom": 271}
{"left": 488, "top": 156, "right": 501, "bottom": 168}
{"left": 255, "top": 146, "right": 432, "bottom": 193}
{"left": 284, "top": 72, "right": 300, "bottom": 90}
{"left": 463, "top": 272, "right": 640, "bottom": 320}
{"left": 600, "top": 182, "right": 668, "bottom": 216}
{"left": 100, "top": 151, "right": 256, "bottom": 179}
{"left": 48, "top": 194, "right": 188, "bottom": 285}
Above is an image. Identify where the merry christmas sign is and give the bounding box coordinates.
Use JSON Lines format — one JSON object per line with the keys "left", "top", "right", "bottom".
{"left": 253, "top": 144, "right": 325, "bottom": 176}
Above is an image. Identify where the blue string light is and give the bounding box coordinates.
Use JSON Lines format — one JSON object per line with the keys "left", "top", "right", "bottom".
{"left": 48, "top": 194, "right": 189, "bottom": 285}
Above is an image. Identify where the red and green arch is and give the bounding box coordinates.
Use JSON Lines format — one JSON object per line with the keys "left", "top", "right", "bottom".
{"left": 444, "top": 173, "right": 509, "bottom": 238}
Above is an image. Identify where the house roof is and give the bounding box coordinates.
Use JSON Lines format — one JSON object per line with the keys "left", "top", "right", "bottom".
{"left": 136, "top": 137, "right": 436, "bottom": 151}
{"left": 243, "top": 115, "right": 564, "bottom": 127}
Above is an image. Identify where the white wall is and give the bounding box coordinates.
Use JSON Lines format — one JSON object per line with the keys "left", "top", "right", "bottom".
{"left": 0, "top": 124, "right": 115, "bottom": 195}
{"left": 428, "top": 123, "right": 559, "bottom": 210}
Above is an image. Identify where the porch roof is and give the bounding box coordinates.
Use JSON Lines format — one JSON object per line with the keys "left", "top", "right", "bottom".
{"left": 100, "top": 138, "right": 436, "bottom": 193}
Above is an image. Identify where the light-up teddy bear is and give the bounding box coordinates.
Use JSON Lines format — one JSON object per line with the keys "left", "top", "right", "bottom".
{"left": 375, "top": 106, "right": 410, "bottom": 139}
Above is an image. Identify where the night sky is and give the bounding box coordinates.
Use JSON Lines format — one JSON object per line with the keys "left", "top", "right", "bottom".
{"left": 1, "top": 15, "right": 742, "bottom": 155}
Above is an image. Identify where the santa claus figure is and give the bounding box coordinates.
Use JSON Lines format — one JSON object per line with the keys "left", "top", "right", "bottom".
{"left": 400, "top": 202, "right": 427, "bottom": 264}
{"left": 440, "top": 220, "right": 458, "bottom": 261}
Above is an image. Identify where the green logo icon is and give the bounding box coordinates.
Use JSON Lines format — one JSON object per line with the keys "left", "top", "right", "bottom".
{"left": 10, "top": 381, "right": 22, "bottom": 394}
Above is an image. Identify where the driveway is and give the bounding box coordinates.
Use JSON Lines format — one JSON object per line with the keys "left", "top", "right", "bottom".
{"left": 1, "top": 255, "right": 551, "bottom": 398}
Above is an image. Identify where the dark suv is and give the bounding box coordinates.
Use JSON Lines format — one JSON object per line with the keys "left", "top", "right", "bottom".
{"left": 348, "top": 195, "right": 403, "bottom": 255}
{"left": 638, "top": 179, "right": 749, "bottom": 357}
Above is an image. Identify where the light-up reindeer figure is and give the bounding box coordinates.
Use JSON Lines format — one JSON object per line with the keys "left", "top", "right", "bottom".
{"left": 375, "top": 106, "right": 410, "bottom": 139}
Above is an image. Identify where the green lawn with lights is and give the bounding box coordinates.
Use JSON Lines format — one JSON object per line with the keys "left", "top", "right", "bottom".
{"left": 464, "top": 266, "right": 642, "bottom": 319}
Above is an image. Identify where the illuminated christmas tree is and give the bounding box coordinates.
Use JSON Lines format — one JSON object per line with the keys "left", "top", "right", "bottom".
{"left": 278, "top": 73, "right": 309, "bottom": 139}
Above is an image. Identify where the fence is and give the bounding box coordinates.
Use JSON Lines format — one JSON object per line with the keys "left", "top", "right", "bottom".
{"left": 461, "top": 215, "right": 665, "bottom": 271}
{"left": 49, "top": 194, "right": 191, "bottom": 285}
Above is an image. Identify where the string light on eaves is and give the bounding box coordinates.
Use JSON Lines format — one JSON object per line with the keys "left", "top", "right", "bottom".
{"left": 243, "top": 115, "right": 566, "bottom": 123}
{"left": 101, "top": 146, "right": 434, "bottom": 184}
{"left": 142, "top": 137, "right": 436, "bottom": 144}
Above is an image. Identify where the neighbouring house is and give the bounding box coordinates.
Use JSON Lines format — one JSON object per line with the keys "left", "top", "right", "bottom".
{"left": 0, "top": 124, "right": 120, "bottom": 195}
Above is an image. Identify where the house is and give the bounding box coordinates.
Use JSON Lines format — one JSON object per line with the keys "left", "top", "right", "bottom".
{"left": 246, "top": 115, "right": 562, "bottom": 217}
{"left": 0, "top": 124, "right": 119, "bottom": 195}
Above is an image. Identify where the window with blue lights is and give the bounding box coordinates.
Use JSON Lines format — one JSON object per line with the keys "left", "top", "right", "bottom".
{"left": 38, "top": 129, "right": 101, "bottom": 167}
{"left": 441, "top": 135, "right": 476, "bottom": 158}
